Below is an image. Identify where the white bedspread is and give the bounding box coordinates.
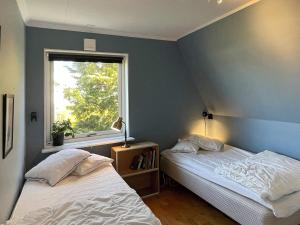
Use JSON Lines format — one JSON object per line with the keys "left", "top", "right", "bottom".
{"left": 6, "top": 164, "right": 161, "bottom": 225}
{"left": 161, "top": 145, "right": 300, "bottom": 218}
{"left": 215, "top": 150, "right": 300, "bottom": 201}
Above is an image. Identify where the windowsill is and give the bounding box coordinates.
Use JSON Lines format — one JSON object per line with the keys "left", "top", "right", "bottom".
{"left": 42, "top": 136, "right": 135, "bottom": 154}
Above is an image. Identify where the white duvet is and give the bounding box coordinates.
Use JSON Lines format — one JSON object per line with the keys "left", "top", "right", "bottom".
{"left": 6, "top": 192, "right": 160, "bottom": 225}
{"left": 5, "top": 164, "right": 161, "bottom": 225}
{"left": 215, "top": 150, "right": 300, "bottom": 201}
{"left": 161, "top": 146, "right": 300, "bottom": 218}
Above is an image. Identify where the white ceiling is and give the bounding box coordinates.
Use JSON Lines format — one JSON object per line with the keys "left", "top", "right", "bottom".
{"left": 17, "top": 0, "right": 260, "bottom": 41}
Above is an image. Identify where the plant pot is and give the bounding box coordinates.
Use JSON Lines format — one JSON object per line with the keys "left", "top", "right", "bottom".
{"left": 52, "top": 132, "right": 65, "bottom": 146}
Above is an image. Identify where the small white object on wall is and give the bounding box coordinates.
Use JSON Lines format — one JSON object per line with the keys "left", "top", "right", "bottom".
{"left": 84, "top": 38, "right": 96, "bottom": 51}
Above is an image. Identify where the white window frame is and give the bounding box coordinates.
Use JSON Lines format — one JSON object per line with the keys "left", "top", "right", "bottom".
{"left": 44, "top": 49, "right": 129, "bottom": 147}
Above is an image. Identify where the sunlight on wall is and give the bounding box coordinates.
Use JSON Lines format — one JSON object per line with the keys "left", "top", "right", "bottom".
{"left": 204, "top": 117, "right": 230, "bottom": 143}
{"left": 189, "top": 117, "right": 229, "bottom": 143}
{"left": 189, "top": 118, "right": 205, "bottom": 136}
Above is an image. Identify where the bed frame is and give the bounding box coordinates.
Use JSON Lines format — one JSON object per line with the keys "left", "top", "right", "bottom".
{"left": 161, "top": 157, "right": 300, "bottom": 225}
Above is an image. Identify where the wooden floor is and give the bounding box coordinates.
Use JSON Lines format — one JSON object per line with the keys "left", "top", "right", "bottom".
{"left": 144, "top": 185, "right": 239, "bottom": 225}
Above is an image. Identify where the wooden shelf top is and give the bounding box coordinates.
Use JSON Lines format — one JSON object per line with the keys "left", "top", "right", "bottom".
{"left": 112, "top": 141, "right": 158, "bottom": 152}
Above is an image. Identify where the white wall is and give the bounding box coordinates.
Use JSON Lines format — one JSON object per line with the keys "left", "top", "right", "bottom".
{"left": 0, "top": 0, "right": 26, "bottom": 222}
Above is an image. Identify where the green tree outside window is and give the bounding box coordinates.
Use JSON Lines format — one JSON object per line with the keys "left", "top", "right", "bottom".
{"left": 56, "top": 62, "right": 119, "bottom": 135}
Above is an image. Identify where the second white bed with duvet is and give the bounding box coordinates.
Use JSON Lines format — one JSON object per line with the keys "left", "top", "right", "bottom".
{"left": 161, "top": 145, "right": 300, "bottom": 218}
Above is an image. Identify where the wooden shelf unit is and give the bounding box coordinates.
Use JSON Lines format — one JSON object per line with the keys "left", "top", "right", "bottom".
{"left": 111, "top": 142, "right": 160, "bottom": 198}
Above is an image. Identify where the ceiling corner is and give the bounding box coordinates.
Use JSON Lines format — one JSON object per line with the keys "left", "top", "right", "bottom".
{"left": 16, "top": 0, "right": 29, "bottom": 23}
{"left": 176, "top": 0, "right": 262, "bottom": 41}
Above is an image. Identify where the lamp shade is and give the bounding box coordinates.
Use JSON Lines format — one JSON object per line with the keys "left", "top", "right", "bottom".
{"left": 111, "top": 117, "right": 123, "bottom": 131}
{"left": 111, "top": 117, "right": 129, "bottom": 148}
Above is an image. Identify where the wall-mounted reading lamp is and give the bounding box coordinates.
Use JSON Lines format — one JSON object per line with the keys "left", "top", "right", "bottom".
{"left": 202, "top": 111, "right": 213, "bottom": 120}
{"left": 202, "top": 111, "right": 213, "bottom": 136}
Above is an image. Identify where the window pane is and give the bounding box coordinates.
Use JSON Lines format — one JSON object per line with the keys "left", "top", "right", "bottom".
{"left": 53, "top": 61, "right": 119, "bottom": 135}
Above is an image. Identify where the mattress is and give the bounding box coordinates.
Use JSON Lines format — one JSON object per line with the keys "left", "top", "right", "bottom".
{"left": 8, "top": 164, "right": 161, "bottom": 225}
{"left": 161, "top": 145, "right": 300, "bottom": 218}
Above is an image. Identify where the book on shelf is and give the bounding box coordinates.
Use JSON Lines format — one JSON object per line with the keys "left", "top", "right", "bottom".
{"left": 137, "top": 154, "right": 144, "bottom": 169}
{"left": 147, "top": 150, "right": 151, "bottom": 169}
{"left": 152, "top": 149, "right": 156, "bottom": 169}
{"left": 129, "top": 149, "right": 156, "bottom": 170}
{"left": 150, "top": 151, "right": 153, "bottom": 169}
{"left": 142, "top": 152, "right": 147, "bottom": 169}
{"left": 130, "top": 155, "right": 140, "bottom": 170}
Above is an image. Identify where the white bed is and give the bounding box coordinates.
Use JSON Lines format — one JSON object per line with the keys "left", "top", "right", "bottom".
{"left": 161, "top": 145, "right": 300, "bottom": 225}
{"left": 7, "top": 164, "right": 161, "bottom": 225}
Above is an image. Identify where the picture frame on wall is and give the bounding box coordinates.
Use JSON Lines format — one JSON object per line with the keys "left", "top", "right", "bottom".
{"left": 2, "top": 94, "right": 14, "bottom": 159}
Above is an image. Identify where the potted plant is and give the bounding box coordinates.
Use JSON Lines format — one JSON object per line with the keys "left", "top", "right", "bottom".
{"left": 52, "top": 119, "right": 75, "bottom": 146}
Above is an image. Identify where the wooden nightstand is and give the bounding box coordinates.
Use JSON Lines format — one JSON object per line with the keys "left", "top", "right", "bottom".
{"left": 111, "top": 142, "right": 160, "bottom": 198}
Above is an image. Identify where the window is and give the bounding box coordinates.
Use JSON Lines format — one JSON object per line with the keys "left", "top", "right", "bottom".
{"left": 44, "top": 50, "right": 128, "bottom": 146}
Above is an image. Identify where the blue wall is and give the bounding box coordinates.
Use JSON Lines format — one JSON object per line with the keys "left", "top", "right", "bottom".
{"left": 178, "top": 0, "right": 300, "bottom": 159}
{"left": 26, "top": 0, "right": 300, "bottom": 170}
{"left": 26, "top": 27, "right": 204, "bottom": 169}
{"left": 0, "top": 0, "right": 26, "bottom": 222}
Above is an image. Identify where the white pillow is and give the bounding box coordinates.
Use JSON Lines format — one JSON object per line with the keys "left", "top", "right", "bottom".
{"left": 171, "top": 140, "right": 199, "bottom": 153}
{"left": 72, "top": 154, "right": 114, "bottom": 176}
{"left": 25, "top": 149, "right": 90, "bottom": 186}
{"left": 184, "top": 135, "right": 224, "bottom": 151}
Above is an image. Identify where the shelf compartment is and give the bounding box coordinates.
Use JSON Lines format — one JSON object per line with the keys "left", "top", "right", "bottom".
{"left": 121, "top": 168, "right": 159, "bottom": 178}
{"left": 114, "top": 146, "right": 159, "bottom": 175}
{"left": 124, "top": 170, "right": 159, "bottom": 198}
